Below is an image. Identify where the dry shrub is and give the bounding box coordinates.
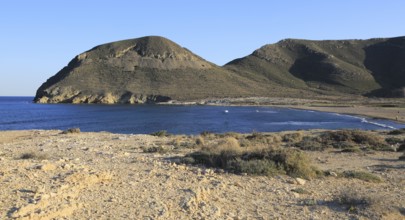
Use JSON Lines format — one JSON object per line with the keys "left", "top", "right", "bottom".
{"left": 321, "top": 130, "right": 390, "bottom": 151}
{"left": 245, "top": 132, "right": 282, "bottom": 147}
{"left": 215, "top": 137, "right": 242, "bottom": 155}
{"left": 340, "top": 170, "right": 382, "bottom": 183}
{"left": 388, "top": 128, "right": 405, "bottom": 135}
{"left": 62, "top": 128, "right": 81, "bottom": 134}
{"left": 385, "top": 137, "right": 402, "bottom": 145}
{"left": 295, "top": 136, "right": 325, "bottom": 151}
{"left": 171, "top": 136, "right": 194, "bottom": 148}
{"left": 222, "top": 132, "right": 242, "bottom": 139}
{"left": 398, "top": 143, "right": 405, "bottom": 152}
{"left": 142, "top": 145, "right": 170, "bottom": 154}
{"left": 282, "top": 132, "right": 303, "bottom": 143}
{"left": 187, "top": 137, "right": 318, "bottom": 179}
{"left": 335, "top": 189, "right": 372, "bottom": 214}
{"left": 275, "top": 149, "right": 318, "bottom": 179}
{"left": 399, "top": 152, "right": 405, "bottom": 160}
{"left": 19, "top": 152, "right": 48, "bottom": 160}
{"left": 195, "top": 136, "right": 205, "bottom": 146}
{"left": 333, "top": 189, "right": 395, "bottom": 218}
{"left": 150, "top": 130, "right": 168, "bottom": 137}
{"left": 295, "top": 130, "right": 392, "bottom": 151}
{"left": 172, "top": 136, "right": 183, "bottom": 147}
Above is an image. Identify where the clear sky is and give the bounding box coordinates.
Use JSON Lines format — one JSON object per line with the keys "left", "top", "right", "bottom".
{"left": 1, "top": 0, "right": 404, "bottom": 96}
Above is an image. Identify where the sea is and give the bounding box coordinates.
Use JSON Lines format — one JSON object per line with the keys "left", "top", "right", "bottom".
{"left": 0, "top": 97, "right": 404, "bottom": 134}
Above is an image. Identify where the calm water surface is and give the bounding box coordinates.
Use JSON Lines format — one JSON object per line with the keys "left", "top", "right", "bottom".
{"left": 0, "top": 97, "right": 404, "bottom": 134}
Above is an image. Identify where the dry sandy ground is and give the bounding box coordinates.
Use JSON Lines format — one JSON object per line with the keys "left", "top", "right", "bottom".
{"left": 286, "top": 105, "right": 405, "bottom": 124}
{"left": 193, "top": 97, "right": 405, "bottom": 123}
{"left": 0, "top": 130, "right": 404, "bottom": 220}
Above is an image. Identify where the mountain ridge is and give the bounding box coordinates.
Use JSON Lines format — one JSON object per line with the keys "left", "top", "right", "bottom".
{"left": 35, "top": 35, "right": 405, "bottom": 104}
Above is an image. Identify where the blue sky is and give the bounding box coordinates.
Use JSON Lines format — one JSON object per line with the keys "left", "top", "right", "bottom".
{"left": 1, "top": 0, "right": 404, "bottom": 96}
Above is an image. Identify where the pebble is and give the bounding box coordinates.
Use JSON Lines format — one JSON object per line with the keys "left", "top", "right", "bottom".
{"left": 295, "top": 178, "right": 306, "bottom": 185}
{"left": 40, "top": 163, "right": 57, "bottom": 171}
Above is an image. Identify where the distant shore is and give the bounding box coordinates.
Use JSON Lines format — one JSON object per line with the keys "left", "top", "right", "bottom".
{"left": 278, "top": 105, "right": 405, "bottom": 124}
{"left": 163, "top": 97, "right": 405, "bottom": 124}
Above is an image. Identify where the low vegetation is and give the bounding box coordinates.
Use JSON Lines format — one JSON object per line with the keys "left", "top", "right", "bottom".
{"left": 176, "top": 129, "right": 401, "bottom": 178}
{"left": 388, "top": 128, "right": 405, "bottom": 135}
{"left": 19, "top": 152, "right": 48, "bottom": 160}
{"left": 142, "top": 145, "right": 170, "bottom": 154}
{"left": 398, "top": 143, "right": 405, "bottom": 152}
{"left": 150, "top": 130, "right": 169, "bottom": 137}
{"left": 185, "top": 137, "right": 318, "bottom": 179}
{"left": 335, "top": 189, "right": 372, "bottom": 214}
{"left": 340, "top": 170, "right": 382, "bottom": 183}
{"left": 399, "top": 152, "right": 405, "bottom": 160}
{"left": 294, "top": 130, "right": 392, "bottom": 151}
{"left": 61, "top": 128, "right": 81, "bottom": 134}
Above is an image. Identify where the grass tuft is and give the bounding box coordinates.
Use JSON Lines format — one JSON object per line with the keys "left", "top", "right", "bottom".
{"left": 341, "top": 170, "right": 382, "bottom": 183}
{"left": 150, "top": 130, "right": 169, "bottom": 137}
{"left": 19, "top": 152, "right": 48, "bottom": 160}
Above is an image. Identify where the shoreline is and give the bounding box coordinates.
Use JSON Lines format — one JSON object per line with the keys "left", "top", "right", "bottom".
{"left": 279, "top": 105, "right": 405, "bottom": 124}
{"left": 162, "top": 97, "right": 405, "bottom": 124}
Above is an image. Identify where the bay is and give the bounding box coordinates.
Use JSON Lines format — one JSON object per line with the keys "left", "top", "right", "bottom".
{"left": 0, "top": 97, "right": 404, "bottom": 134}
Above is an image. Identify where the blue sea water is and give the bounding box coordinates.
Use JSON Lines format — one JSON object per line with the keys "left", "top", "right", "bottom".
{"left": 0, "top": 97, "right": 404, "bottom": 134}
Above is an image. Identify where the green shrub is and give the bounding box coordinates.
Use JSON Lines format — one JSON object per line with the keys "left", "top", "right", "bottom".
{"left": 321, "top": 130, "right": 391, "bottom": 151}
{"left": 301, "top": 199, "right": 317, "bottom": 206}
{"left": 228, "top": 159, "right": 283, "bottom": 176}
{"left": 341, "top": 170, "right": 382, "bottom": 183}
{"left": 62, "top": 128, "right": 81, "bottom": 134}
{"left": 397, "top": 143, "right": 405, "bottom": 152}
{"left": 331, "top": 141, "right": 355, "bottom": 149}
{"left": 181, "top": 156, "right": 195, "bottom": 164}
{"left": 295, "top": 136, "right": 325, "bottom": 151}
{"left": 195, "top": 136, "right": 205, "bottom": 146}
{"left": 335, "top": 189, "right": 371, "bottom": 213}
{"left": 19, "top": 152, "right": 48, "bottom": 160}
{"left": 142, "top": 145, "right": 169, "bottom": 154}
{"left": 388, "top": 128, "right": 405, "bottom": 135}
{"left": 385, "top": 137, "right": 402, "bottom": 145}
{"left": 186, "top": 143, "right": 318, "bottom": 179}
{"left": 246, "top": 133, "right": 282, "bottom": 145}
{"left": 150, "top": 130, "right": 168, "bottom": 137}
{"left": 282, "top": 132, "right": 303, "bottom": 143}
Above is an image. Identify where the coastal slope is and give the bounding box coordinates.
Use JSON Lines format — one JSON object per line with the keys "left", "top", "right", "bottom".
{"left": 34, "top": 36, "right": 268, "bottom": 104}
{"left": 225, "top": 36, "right": 405, "bottom": 98}
{"left": 35, "top": 36, "right": 405, "bottom": 103}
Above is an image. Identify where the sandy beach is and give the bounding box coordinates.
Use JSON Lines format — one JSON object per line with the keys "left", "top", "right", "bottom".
{"left": 285, "top": 105, "right": 405, "bottom": 124}
{"left": 1, "top": 130, "right": 404, "bottom": 219}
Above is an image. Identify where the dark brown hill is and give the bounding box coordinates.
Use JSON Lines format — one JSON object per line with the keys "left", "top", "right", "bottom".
{"left": 225, "top": 36, "right": 405, "bottom": 98}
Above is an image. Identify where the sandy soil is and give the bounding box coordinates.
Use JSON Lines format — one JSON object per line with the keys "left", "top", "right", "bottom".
{"left": 169, "top": 97, "right": 405, "bottom": 124}
{"left": 1, "top": 130, "right": 404, "bottom": 219}
{"left": 285, "top": 105, "right": 405, "bottom": 124}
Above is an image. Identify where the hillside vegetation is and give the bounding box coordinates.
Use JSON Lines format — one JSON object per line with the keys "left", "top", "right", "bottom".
{"left": 35, "top": 36, "right": 405, "bottom": 103}
{"left": 226, "top": 37, "right": 405, "bottom": 98}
